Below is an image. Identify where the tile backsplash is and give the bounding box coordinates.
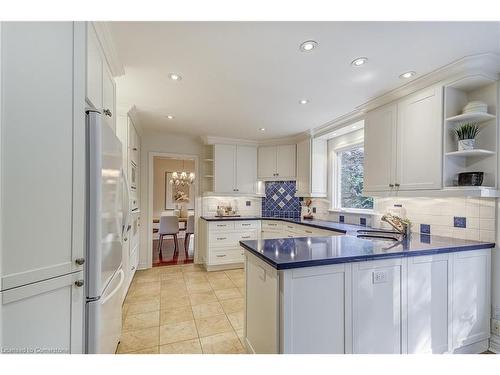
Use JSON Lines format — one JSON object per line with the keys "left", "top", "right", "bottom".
{"left": 262, "top": 181, "right": 301, "bottom": 219}
{"left": 202, "top": 196, "right": 261, "bottom": 217}
{"left": 310, "top": 196, "right": 496, "bottom": 242}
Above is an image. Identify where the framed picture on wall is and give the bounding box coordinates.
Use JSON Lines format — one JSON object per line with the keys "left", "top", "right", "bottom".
{"left": 165, "top": 171, "right": 194, "bottom": 210}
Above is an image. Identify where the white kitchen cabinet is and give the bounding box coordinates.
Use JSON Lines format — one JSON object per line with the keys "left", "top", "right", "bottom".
{"left": 0, "top": 271, "right": 84, "bottom": 354}
{"left": 86, "top": 24, "right": 103, "bottom": 111}
{"left": 86, "top": 23, "right": 116, "bottom": 132}
{"left": 351, "top": 258, "right": 404, "bottom": 354}
{"left": 407, "top": 254, "right": 450, "bottom": 354}
{"left": 364, "top": 103, "right": 397, "bottom": 192}
{"left": 257, "top": 144, "right": 296, "bottom": 180}
{"left": 452, "top": 249, "right": 491, "bottom": 350}
{"left": 214, "top": 144, "right": 257, "bottom": 194}
{"left": 396, "top": 85, "right": 443, "bottom": 190}
{"left": 296, "top": 137, "right": 328, "bottom": 197}
{"left": 1, "top": 22, "right": 85, "bottom": 290}
{"left": 364, "top": 85, "right": 443, "bottom": 193}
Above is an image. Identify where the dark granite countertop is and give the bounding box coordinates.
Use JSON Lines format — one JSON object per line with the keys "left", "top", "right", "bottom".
{"left": 201, "top": 216, "right": 495, "bottom": 269}
{"left": 240, "top": 234, "right": 495, "bottom": 270}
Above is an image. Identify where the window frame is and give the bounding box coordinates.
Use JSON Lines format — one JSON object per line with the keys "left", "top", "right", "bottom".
{"left": 330, "top": 140, "right": 374, "bottom": 214}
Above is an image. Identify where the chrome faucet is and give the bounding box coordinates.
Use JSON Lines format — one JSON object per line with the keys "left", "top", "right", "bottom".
{"left": 381, "top": 213, "right": 411, "bottom": 237}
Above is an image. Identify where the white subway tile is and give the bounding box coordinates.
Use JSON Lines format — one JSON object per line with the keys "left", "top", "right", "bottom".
{"left": 479, "top": 218, "right": 496, "bottom": 231}
{"left": 480, "top": 229, "right": 496, "bottom": 242}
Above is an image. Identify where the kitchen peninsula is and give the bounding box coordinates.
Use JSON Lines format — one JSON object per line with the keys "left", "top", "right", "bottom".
{"left": 238, "top": 219, "right": 494, "bottom": 355}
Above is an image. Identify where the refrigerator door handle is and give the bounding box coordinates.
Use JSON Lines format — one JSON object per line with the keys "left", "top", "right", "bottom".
{"left": 101, "top": 269, "right": 125, "bottom": 305}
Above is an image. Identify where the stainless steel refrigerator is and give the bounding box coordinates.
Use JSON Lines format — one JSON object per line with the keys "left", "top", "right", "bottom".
{"left": 85, "top": 109, "right": 130, "bottom": 354}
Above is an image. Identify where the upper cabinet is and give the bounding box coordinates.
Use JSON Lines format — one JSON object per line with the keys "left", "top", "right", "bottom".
{"left": 214, "top": 144, "right": 257, "bottom": 194}
{"left": 364, "top": 85, "right": 443, "bottom": 194}
{"left": 86, "top": 24, "right": 116, "bottom": 132}
{"left": 258, "top": 144, "right": 296, "bottom": 180}
{"left": 296, "top": 137, "right": 328, "bottom": 197}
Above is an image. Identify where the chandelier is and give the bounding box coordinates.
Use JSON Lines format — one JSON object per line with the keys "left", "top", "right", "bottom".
{"left": 169, "top": 160, "right": 195, "bottom": 186}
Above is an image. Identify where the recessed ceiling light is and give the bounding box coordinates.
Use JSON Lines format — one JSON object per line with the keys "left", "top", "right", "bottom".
{"left": 299, "top": 40, "right": 318, "bottom": 52}
{"left": 299, "top": 99, "right": 309, "bottom": 105}
{"left": 351, "top": 57, "right": 368, "bottom": 67}
{"left": 168, "top": 73, "right": 182, "bottom": 81}
{"left": 259, "top": 128, "right": 266, "bottom": 131}
{"left": 166, "top": 115, "right": 174, "bottom": 120}
{"left": 399, "top": 71, "right": 416, "bottom": 79}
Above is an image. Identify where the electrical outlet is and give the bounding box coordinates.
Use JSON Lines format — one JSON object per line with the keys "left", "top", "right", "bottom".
{"left": 373, "top": 270, "right": 387, "bottom": 284}
{"left": 493, "top": 319, "right": 500, "bottom": 336}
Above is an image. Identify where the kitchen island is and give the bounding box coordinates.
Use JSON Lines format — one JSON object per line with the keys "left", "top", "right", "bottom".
{"left": 239, "top": 232, "right": 495, "bottom": 354}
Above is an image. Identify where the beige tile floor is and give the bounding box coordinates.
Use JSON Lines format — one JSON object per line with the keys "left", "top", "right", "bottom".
{"left": 118, "top": 264, "right": 247, "bottom": 354}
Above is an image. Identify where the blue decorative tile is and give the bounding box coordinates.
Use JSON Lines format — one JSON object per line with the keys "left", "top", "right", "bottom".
{"left": 261, "top": 181, "right": 301, "bottom": 218}
{"left": 360, "top": 217, "right": 367, "bottom": 226}
{"left": 454, "top": 216, "right": 466, "bottom": 228}
{"left": 339, "top": 215, "right": 345, "bottom": 223}
{"left": 420, "top": 224, "right": 431, "bottom": 234}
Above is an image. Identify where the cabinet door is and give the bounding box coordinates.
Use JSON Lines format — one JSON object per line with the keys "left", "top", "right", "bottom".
{"left": 276, "top": 144, "right": 296, "bottom": 179}
{"left": 364, "top": 103, "right": 397, "bottom": 192}
{"left": 128, "top": 118, "right": 139, "bottom": 166}
{"left": 102, "top": 65, "right": 115, "bottom": 132}
{"left": 235, "top": 145, "right": 257, "bottom": 194}
{"left": 452, "top": 249, "right": 491, "bottom": 350}
{"left": 407, "top": 254, "right": 450, "bottom": 354}
{"left": 352, "top": 259, "right": 403, "bottom": 353}
{"left": 396, "top": 86, "right": 443, "bottom": 190}
{"left": 281, "top": 264, "right": 348, "bottom": 353}
{"left": 257, "top": 146, "right": 277, "bottom": 179}
{"left": 0, "top": 271, "right": 84, "bottom": 354}
{"left": 295, "top": 138, "right": 311, "bottom": 195}
{"left": 311, "top": 138, "right": 327, "bottom": 196}
{"left": 214, "top": 144, "right": 236, "bottom": 193}
{"left": 86, "top": 24, "right": 103, "bottom": 110}
{"left": 1, "top": 22, "right": 84, "bottom": 289}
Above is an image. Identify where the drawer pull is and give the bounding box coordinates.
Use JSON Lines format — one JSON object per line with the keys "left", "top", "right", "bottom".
{"left": 216, "top": 254, "right": 227, "bottom": 258}
{"left": 241, "top": 236, "right": 251, "bottom": 239}
{"left": 268, "top": 223, "right": 277, "bottom": 226}
{"left": 216, "top": 237, "right": 227, "bottom": 240}
{"left": 305, "top": 230, "right": 313, "bottom": 234}
{"left": 242, "top": 224, "right": 251, "bottom": 226}
{"left": 216, "top": 224, "right": 226, "bottom": 227}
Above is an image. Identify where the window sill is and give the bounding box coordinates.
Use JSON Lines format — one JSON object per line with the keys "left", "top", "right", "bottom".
{"left": 328, "top": 208, "right": 375, "bottom": 216}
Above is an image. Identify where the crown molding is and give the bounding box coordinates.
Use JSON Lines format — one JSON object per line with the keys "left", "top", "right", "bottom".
{"left": 202, "top": 136, "right": 259, "bottom": 146}
{"left": 92, "top": 21, "right": 125, "bottom": 77}
{"left": 127, "top": 105, "right": 144, "bottom": 136}
{"left": 258, "top": 131, "right": 310, "bottom": 145}
{"left": 312, "top": 110, "right": 365, "bottom": 139}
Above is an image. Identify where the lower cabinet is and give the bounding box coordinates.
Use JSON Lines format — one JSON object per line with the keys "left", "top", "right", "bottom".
{"left": 244, "top": 249, "right": 491, "bottom": 354}
{"left": 0, "top": 271, "right": 84, "bottom": 354}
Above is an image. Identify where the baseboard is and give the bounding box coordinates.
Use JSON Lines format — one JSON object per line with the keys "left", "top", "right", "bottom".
{"left": 205, "top": 263, "right": 244, "bottom": 272}
{"left": 489, "top": 334, "right": 500, "bottom": 353}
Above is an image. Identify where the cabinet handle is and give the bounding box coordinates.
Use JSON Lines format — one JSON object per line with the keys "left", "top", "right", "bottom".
{"left": 389, "top": 184, "right": 394, "bottom": 188}
{"left": 241, "top": 236, "right": 251, "bottom": 239}
{"left": 124, "top": 237, "right": 128, "bottom": 242}
{"left": 131, "top": 266, "right": 136, "bottom": 271}
{"left": 216, "top": 224, "right": 226, "bottom": 227}
{"left": 75, "top": 258, "right": 85, "bottom": 266}
{"left": 74, "top": 280, "right": 84, "bottom": 287}
{"left": 305, "top": 230, "right": 312, "bottom": 234}
{"left": 103, "top": 109, "right": 112, "bottom": 117}
{"left": 133, "top": 147, "right": 138, "bottom": 151}
{"left": 216, "top": 254, "right": 227, "bottom": 258}
{"left": 242, "top": 224, "right": 251, "bottom": 226}
{"left": 394, "top": 183, "right": 400, "bottom": 187}
{"left": 216, "top": 237, "right": 227, "bottom": 240}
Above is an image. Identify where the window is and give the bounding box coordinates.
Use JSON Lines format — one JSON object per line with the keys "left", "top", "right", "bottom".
{"left": 334, "top": 144, "right": 373, "bottom": 210}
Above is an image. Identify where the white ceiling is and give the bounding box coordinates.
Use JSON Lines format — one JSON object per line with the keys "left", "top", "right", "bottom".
{"left": 109, "top": 21, "right": 500, "bottom": 140}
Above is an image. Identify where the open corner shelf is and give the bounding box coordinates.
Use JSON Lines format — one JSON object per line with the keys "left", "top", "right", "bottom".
{"left": 445, "top": 149, "right": 496, "bottom": 157}
{"left": 446, "top": 112, "right": 496, "bottom": 124}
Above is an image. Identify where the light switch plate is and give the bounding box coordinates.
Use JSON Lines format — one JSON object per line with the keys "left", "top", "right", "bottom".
{"left": 373, "top": 270, "right": 387, "bottom": 284}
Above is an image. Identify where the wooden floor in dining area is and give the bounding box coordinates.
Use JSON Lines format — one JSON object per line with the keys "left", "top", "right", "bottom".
{"left": 118, "top": 264, "right": 246, "bottom": 354}
{"left": 152, "top": 238, "right": 194, "bottom": 267}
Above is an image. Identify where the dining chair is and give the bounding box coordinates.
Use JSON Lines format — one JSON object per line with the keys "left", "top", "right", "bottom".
{"left": 184, "top": 215, "right": 195, "bottom": 256}
{"left": 158, "top": 216, "right": 180, "bottom": 260}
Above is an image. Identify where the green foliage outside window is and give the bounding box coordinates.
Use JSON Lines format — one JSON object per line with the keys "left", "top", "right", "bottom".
{"left": 339, "top": 147, "right": 373, "bottom": 210}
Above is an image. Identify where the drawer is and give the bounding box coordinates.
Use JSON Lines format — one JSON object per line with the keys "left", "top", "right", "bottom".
{"left": 238, "top": 230, "right": 259, "bottom": 241}
{"left": 209, "top": 221, "right": 235, "bottom": 231}
{"left": 235, "top": 221, "right": 260, "bottom": 230}
{"left": 209, "top": 248, "right": 245, "bottom": 265}
{"left": 262, "top": 221, "right": 282, "bottom": 230}
{"left": 209, "top": 232, "right": 238, "bottom": 247}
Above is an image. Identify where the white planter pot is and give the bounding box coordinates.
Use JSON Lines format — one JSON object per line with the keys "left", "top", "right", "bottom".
{"left": 458, "top": 139, "right": 475, "bottom": 151}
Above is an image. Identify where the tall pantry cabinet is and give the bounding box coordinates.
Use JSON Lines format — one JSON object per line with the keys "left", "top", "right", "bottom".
{"left": 0, "top": 22, "right": 86, "bottom": 353}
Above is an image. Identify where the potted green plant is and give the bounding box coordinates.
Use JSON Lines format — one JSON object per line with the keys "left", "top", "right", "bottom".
{"left": 454, "top": 122, "right": 480, "bottom": 151}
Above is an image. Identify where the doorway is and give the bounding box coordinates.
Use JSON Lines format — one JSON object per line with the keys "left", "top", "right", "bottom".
{"left": 150, "top": 155, "right": 198, "bottom": 267}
